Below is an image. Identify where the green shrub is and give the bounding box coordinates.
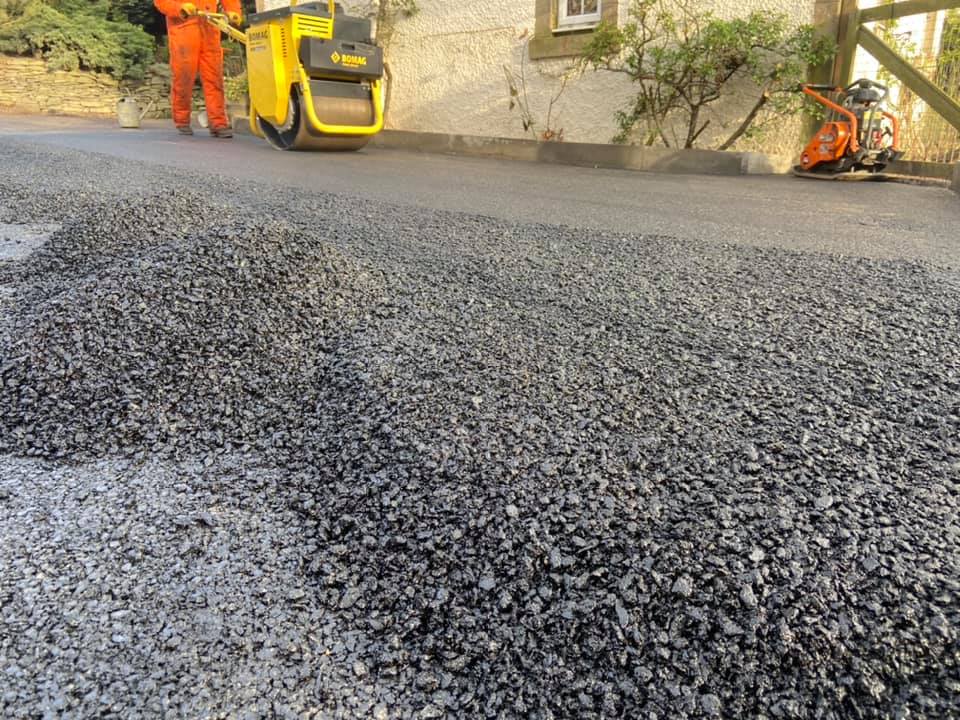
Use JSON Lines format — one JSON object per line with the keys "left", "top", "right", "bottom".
{"left": 582, "top": 0, "right": 835, "bottom": 149}
{"left": 224, "top": 70, "right": 247, "bottom": 102}
{"left": 0, "top": 0, "right": 154, "bottom": 81}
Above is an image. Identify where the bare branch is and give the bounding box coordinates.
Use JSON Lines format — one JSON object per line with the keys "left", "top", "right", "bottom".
{"left": 717, "top": 91, "right": 768, "bottom": 150}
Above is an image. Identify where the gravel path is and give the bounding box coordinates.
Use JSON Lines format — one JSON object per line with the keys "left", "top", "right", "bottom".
{"left": 1, "top": 140, "right": 958, "bottom": 718}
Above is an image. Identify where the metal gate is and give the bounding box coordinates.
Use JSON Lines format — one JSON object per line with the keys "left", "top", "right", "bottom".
{"left": 835, "top": 0, "right": 960, "bottom": 162}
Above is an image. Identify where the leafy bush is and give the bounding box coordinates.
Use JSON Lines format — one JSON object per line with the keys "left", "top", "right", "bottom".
{"left": 224, "top": 70, "right": 247, "bottom": 103}
{"left": 582, "top": 0, "right": 835, "bottom": 149}
{"left": 0, "top": 0, "right": 154, "bottom": 81}
{"left": 107, "top": 0, "right": 167, "bottom": 39}
{"left": 938, "top": 10, "right": 960, "bottom": 86}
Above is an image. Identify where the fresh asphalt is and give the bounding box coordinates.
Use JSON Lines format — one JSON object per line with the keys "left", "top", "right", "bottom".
{"left": 1, "top": 114, "right": 958, "bottom": 267}
{"left": 2, "top": 116, "right": 959, "bottom": 718}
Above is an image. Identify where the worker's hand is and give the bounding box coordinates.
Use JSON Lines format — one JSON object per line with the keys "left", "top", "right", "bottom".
{"left": 227, "top": 11, "right": 242, "bottom": 26}
{"left": 179, "top": 2, "right": 197, "bottom": 18}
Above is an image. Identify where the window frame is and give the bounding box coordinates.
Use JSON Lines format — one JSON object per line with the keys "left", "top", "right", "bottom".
{"left": 556, "top": 0, "right": 602, "bottom": 31}
{"left": 530, "top": 0, "right": 618, "bottom": 60}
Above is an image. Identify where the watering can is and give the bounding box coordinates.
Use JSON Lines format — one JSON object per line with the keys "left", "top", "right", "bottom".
{"left": 116, "top": 96, "right": 154, "bottom": 129}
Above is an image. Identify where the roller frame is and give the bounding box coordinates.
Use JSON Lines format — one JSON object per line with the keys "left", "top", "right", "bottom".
{"left": 201, "top": 3, "right": 385, "bottom": 152}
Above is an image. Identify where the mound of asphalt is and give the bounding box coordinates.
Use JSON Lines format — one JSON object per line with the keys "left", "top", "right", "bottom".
{"left": 288, "top": 234, "right": 960, "bottom": 719}
{"left": 0, "top": 197, "right": 380, "bottom": 459}
{"left": 4, "top": 191, "right": 228, "bottom": 286}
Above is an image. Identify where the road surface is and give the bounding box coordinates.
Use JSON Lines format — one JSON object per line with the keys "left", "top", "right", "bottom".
{"left": 2, "top": 113, "right": 958, "bottom": 267}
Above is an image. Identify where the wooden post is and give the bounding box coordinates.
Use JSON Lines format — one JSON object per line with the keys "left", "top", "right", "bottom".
{"left": 835, "top": 0, "right": 861, "bottom": 86}
{"left": 858, "top": 0, "right": 960, "bottom": 23}
{"left": 803, "top": 1, "right": 846, "bottom": 141}
{"left": 811, "top": 0, "right": 845, "bottom": 84}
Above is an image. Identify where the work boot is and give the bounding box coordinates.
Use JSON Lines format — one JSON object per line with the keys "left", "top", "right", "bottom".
{"left": 176, "top": 125, "right": 193, "bottom": 136}
{"left": 210, "top": 126, "right": 233, "bottom": 139}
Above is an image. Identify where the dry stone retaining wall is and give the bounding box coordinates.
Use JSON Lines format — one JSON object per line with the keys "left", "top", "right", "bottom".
{"left": 0, "top": 55, "right": 201, "bottom": 119}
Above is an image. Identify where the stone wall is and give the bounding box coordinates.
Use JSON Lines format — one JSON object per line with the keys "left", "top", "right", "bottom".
{"left": 0, "top": 55, "right": 121, "bottom": 116}
{"left": 0, "top": 55, "right": 192, "bottom": 120}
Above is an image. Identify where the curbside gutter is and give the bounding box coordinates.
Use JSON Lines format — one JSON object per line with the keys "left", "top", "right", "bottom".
{"left": 886, "top": 159, "right": 955, "bottom": 180}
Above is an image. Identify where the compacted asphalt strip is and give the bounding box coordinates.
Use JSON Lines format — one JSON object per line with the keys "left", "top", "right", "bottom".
{"left": 1, "top": 114, "right": 959, "bottom": 267}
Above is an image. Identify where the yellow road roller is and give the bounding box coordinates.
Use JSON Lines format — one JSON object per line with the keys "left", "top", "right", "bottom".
{"left": 203, "top": 0, "right": 385, "bottom": 151}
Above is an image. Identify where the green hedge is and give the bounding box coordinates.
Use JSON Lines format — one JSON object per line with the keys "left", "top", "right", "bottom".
{"left": 0, "top": 0, "right": 154, "bottom": 81}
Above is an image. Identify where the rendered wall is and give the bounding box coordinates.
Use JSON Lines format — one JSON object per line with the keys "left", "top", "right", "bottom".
{"left": 262, "top": 0, "right": 826, "bottom": 149}
{"left": 383, "top": 1, "right": 818, "bottom": 147}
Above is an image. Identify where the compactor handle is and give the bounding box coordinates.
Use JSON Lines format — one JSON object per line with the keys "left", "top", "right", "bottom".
{"left": 300, "top": 1, "right": 339, "bottom": 13}
{"left": 799, "top": 83, "right": 843, "bottom": 92}
{"left": 328, "top": 0, "right": 336, "bottom": 13}
{"left": 845, "top": 78, "right": 890, "bottom": 104}
{"left": 198, "top": 11, "right": 247, "bottom": 44}
{"left": 845, "top": 78, "right": 888, "bottom": 94}
{"left": 292, "top": 1, "right": 337, "bottom": 16}
{"left": 800, "top": 84, "right": 862, "bottom": 154}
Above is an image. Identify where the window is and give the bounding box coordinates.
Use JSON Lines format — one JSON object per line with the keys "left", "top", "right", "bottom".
{"left": 558, "top": 0, "right": 601, "bottom": 30}
{"left": 531, "top": 0, "right": 616, "bottom": 59}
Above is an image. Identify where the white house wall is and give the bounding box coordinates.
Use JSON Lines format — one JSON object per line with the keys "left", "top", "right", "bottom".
{"left": 265, "top": 0, "right": 820, "bottom": 148}
{"left": 385, "top": 1, "right": 633, "bottom": 145}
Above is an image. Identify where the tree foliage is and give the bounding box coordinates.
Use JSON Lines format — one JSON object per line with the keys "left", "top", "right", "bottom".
{"left": 0, "top": 0, "right": 154, "bottom": 81}
{"left": 938, "top": 10, "right": 960, "bottom": 89}
{"left": 581, "top": 0, "right": 835, "bottom": 149}
{"left": 107, "top": 0, "right": 167, "bottom": 38}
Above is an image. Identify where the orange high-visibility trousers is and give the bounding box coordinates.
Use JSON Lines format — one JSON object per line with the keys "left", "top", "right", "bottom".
{"left": 154, "top": 0, "right": 241, "bottom": 130}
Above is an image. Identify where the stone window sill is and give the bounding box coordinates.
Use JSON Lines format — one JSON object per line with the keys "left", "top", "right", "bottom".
{"left": 529, "top": 31, "right": 596, "bottom": 60}
{"left": 552, "top": 22, "right": 599, "bottom": 34}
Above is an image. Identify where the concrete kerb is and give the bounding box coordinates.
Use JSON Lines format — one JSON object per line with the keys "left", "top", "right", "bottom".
{"left": 231, "top": 120, "right": 954, "bottom": 184}
{"left": 232, "top": 118, "right": 792, "bottom": 177}
{"left": 887, "top": 159, "right": 956, "bottom": 180}
{"left": 368, "top": 130, "right": 796, "bottom": 177}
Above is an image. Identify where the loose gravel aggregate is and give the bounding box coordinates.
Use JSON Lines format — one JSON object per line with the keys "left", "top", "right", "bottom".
{"left": 1, "top": 141, "right": 958, "bottom": 718}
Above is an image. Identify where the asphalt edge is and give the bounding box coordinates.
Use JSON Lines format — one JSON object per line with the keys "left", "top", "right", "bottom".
{"left": 367, "top": 130, "right": 796, "bottom": 177}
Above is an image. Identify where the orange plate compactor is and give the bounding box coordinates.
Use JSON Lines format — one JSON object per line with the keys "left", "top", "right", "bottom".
{"left": 794, "top": 79, "right": 903, "bottom": 180}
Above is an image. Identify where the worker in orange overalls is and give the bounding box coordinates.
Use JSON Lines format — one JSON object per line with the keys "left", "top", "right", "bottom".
{"left": 154, "top": 0, "right": 243, "bottom": 138}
